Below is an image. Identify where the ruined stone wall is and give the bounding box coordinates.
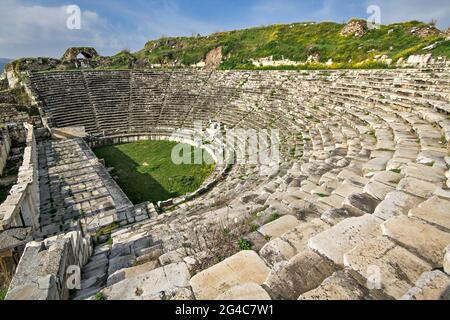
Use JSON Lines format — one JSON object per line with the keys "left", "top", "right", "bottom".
{"left": 0, "top": 123, "right": 39, "bottom": 231}
{"left": 0, "top": 128, "right": 11, "bottom": 176}
{"left": 5, "top": 230, "right": 92, "bottom": 300}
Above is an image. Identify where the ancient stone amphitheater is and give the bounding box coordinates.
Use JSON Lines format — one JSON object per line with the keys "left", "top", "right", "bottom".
{"left": 1, "top": 67, "right": 450, "bottom": 300}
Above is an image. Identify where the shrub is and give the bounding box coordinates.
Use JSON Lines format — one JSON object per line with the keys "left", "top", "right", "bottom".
{"left": 239, "top": 239, "right": 253, "bottom": 251}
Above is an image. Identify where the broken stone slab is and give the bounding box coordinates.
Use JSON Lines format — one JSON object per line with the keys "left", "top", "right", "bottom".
{"left": 190, "top": 251, "right": 270, "bottom": 300}
{"left": 374, "top": 191, "right": 424, "bottom": 221}
{"left": 344, "top": 237, "right": 432, "bottom": 300}
{"left": 402, "top": 270, "right": 450, "bottom": 300}
{"left": 397, "top": 177, "right": 439, "bottom": 199}
{"left": 263, "top": 250, "right": 338, "bottom": 300}
{"left": 371, "top": 171, "right": 403, "bottom": 188}
{"left": 321, "top": 208, "right": 353, "bottom": 225}
{"left": 259, "top": 218, "right": 329, "bottom": 267}
{"left": 216, "top": 283, "right": 271, "bottom": 300}
{"left": 333, "top": 181, "right": 363, "bottom": 198}
{"left": 403, "top": 163, "right": 446, "bottom": 183}
{"left": 108, "top": 255, "right": 136, "bottom": 275}
{"left": 107, "top": 260, "right": 161, "bottom": 287}
{"left": 102, "top": 262, "right": 191, "bottom": 300}
{"left": 408, "top": 196, "right": 450, "bottom": 231}
{"left": 259, "top": 238, "right": 297, "bottom": 268}
{"left": 258, "top": 215, "right": 300, "bottom": 239}
{"left": 363, "top": 181, "right": 395, "bottom": 201}
{"left": 382, "top": 216, "right": 450, "bottom": 268}
{"left": 342, "top": 193, "right": 379, "bottom": 216}
{"left": 318, "top": 194, "right": 345, "bottom": 210}
{"left": 298, "top": 271, "right": 372, "bottom": 300}
{"left": 308, "top": 214, "right": 382, "bottom": 267}
{"left": 362, "top": 156, "right": 391, "bottom": 177}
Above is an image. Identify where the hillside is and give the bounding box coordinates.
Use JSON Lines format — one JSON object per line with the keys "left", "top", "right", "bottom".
{"left": 133, "top": 20, "right": 450, "bottom": 69}
{"left": 4, "top": 20, "right": 450, "bottom": 75}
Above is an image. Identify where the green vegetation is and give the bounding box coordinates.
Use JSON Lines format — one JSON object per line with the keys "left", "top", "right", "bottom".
{"left": 133, "top": 20, "right": 449, "bottom": 69}
{"left": 95, "top": 292, "right": 107, "bottom": 301}
{"left": 0, "top": 287, "right": 7, "bottom": 300}
{"left": 267, "top": 212, "right": 282, "bottom": 223}
{"left": 94, "top": 140, "right": 215, "bottom": 204}
{"left": 95, "top": 222, "right": 119, "bottom": 237}
{"left": 239, "top": 238, "right": 253, "bottom": 251}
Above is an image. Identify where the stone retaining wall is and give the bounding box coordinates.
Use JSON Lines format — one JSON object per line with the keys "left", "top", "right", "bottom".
{"left": 0, "top": 128, "right": 11, "bottom": 176}
{"left": 0, "top": 123, "right": 39, "bottom": 231}
{"left": 5, "top": 230, "right": 93, "bottom": 300}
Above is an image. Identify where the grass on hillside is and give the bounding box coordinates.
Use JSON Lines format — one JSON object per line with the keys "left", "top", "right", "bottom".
{"left": 135, "top": 21, "right": 449, "bottom": 68}
{"left": 94, "top": 141, "right": 215, "bottom": 204}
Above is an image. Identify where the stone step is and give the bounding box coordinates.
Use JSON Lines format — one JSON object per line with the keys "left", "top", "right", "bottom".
{"left": 259, "top": 219, "right": 328, "bottom": 267}
{"left": 343, "top": 237, "right": 432, "bottom": 300}
{"left": 408, "top": 196, "right": 450, "bottom": 231}
{"left": 263, "top": 249, "right": 338, "bottom": 300}
{"left": 308, "top": 214, "right": 383, "bottom": 267}
{"left": 298, "top": 271, "right": 373, "bottom": 300}
{"left": 258, "top": 215, "right": 301, "bottom": 239}
{"left": 402, "top": 270, "right": 450, "bottom": 300}
{"left": 381, "top": 216, "right": 450, "bottom": 268}
{"left": 190, "top": 251, "right": 270, "bottom": 300}
{"left": 102, "top": 262, "right": 192, "bottom": 300}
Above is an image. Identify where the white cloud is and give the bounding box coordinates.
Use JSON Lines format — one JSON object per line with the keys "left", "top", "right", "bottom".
{"left": 0, "top": 0, "right": 134, "bottom": 58}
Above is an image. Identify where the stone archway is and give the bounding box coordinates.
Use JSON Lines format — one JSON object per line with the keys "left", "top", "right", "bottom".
{"left": 62, "top": 47, "right": 99, "bottom": 61}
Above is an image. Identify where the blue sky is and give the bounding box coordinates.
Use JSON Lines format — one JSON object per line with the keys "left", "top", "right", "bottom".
{"left": 1, "top": 0, "right": 449, "bottom": 59}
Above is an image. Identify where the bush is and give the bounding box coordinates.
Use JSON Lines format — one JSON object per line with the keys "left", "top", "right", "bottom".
{"left": 239, "top": 239, "right": 253, "bottom": 251}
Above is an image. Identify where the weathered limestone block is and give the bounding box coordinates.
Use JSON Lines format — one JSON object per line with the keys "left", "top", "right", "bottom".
{"left": 102, "top": 262, "right": 191, "bottom": 300}
{"left": 382, "top": 216, "right": 450, "bottom": 268}
{"left": 342, "top": 193, "right": 379, "bottom": 216}
{"left": 259, "top": 238, "right": 297, "bottom": 267}
{"left": 308, "top": 215, "right": 382, "bottom": 267}
{"left": 364, "top": 181, "right": 395, "bottom": 201}
{"left": 259, "top": 218, "right": 329, "bottom": 267}
{"left": 299, "top": 271, "right": 372, "bottom": 300}
{"left": 344, "top": 237, "right": 432, "bottom": 300}
{"left": 374, "top": 191, "right": 424, "bottom": 221}
{"left": 258, "top": 215, "right": 300, "bottom": 239}
{"left": 372, "top": 171, "right": 403, "bottom": 188}
{"left": 409, "top": 196, "right": 450, "bottom": 231}
{"left": 108, "top": 255, "right": 136, "bottom": 275}
{"left": 404, "top": 163, "right": 445, "bottom": 183}
{"left": 263, "top": 250, "right": 338, "bottom": 300}
{"left": 190, "top": 251, "right": 270, "bottom": 300}
{"left": 402, "top": 270, "right": 450, "bottom": 300}
{"left": 333, "top": 181, "right": 363, "bottom": 198}
{"left": 107, "top": 260, "right": 160, "bottom": 287}
{"left": 397, "top": 177, "right": 438, "bottom": 199}
{"left": 216, "top": 283, "right": 271, "bottom": 300}
{"left": 362, "top": 157, "right": 391, "bottom": 177}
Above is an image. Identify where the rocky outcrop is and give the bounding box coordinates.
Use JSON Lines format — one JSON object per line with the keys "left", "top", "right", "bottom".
{"left": 62, "top": 47, "right": 99, "bottom": 61}
{"left": 205, "top": 46, "right": 223, "bottom": 70}
{"left": 341, "top": 19, "right": 367, "bottom": 38}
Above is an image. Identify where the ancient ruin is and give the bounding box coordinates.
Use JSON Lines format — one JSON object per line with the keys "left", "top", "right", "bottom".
{"left": 0, "top": 64, "right": 448, "bottom": 300}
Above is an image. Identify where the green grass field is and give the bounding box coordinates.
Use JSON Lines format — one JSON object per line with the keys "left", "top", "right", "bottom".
{"left": 94, "top": 140, "right": 216, "bottom": 204}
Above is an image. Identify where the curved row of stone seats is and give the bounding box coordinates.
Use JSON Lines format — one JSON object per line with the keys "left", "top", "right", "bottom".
{"left": 71, "top": 77, "right": 386, "bottom": 294}
{"left": 83, "top": 71, "right": 131, "bottom": 135}
{"left": 26, "top": 68, "right": 450, "bottom": 300}
{"left": 29, "top": 72, "right": 98, "bottom": 132}
{"left": 130, "top": 71, "right": 171, "bottom": 132}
